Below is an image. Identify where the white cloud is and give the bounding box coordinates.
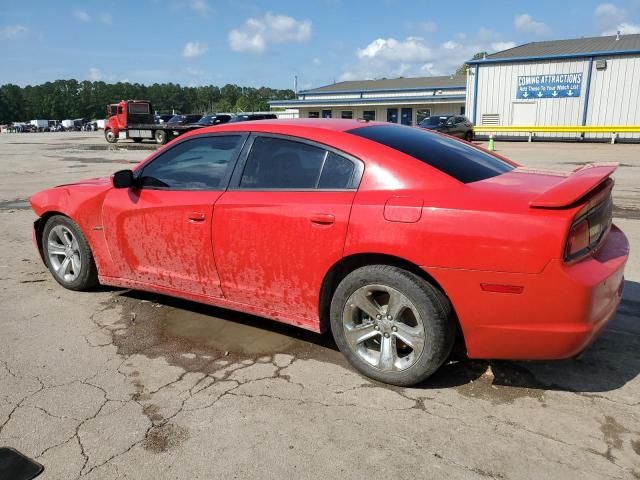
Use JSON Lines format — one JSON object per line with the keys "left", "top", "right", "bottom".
{"left": 228, "top": 12, "right": 312, "bottom": 54}
{"left": 312, "top": 57, "right": 322, "bottom": 66}
{"left": 182, "top": 41, "right": 208, "bottom": 58}
{"left": 189, "top": 0, "right": 211, "bottom": 14}
{"left": 74, "top": 10, "right": 91, "bottom": 22}
{"left": 357, "top": 37, "right": 432, "bottom": 62}
{"left": 514, "top": 14, "right": 551, "bottom": 36}
{"left": 88, "top": 68, "right": 103, "bottom": 81}
{"left": 340, "top": 29, "right": 515, "bottom": 80}
{"left": 594, "top": 3, "right": 640, "bottom": 35}
{"left": 0, "top": 24, "right": 28, "bottom": 38}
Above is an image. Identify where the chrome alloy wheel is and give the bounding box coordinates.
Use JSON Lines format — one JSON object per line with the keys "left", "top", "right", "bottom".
{"left": 47, "top": 225, "right": 82, "bottom": 282}
{"left": 342, "top": 284, "right": 426, "bottom": 372}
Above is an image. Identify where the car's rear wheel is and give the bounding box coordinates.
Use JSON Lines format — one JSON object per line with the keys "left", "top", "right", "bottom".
{"left": 330, "top": 265, "right": 454, "bottom": 386}
{"left": 42, "top": 215, "right": 98, "bottom": 291}
{"left": 464, "top": 130, "right": 474, "bottom": 142}
{"left": 154, "top": 130, "right": 168, "bottom": 145}
{"left": 104, "top": 129, "right": 117, "bottom": 143}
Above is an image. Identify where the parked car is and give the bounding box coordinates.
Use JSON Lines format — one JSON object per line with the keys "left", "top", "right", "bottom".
{"left": 29, "top": 119, "right": 628, "bottom": 386}
{"left": 167, "top": 114, "right": 202, "bottom": 125}
{"left": 419, "top": 115, "right": 474, "bottom": 141}
{"left": 155, "top": 114, "right": 174, "bottom": 124}
{"left": 193, "top": 114, "right": 232, "bottom": 126}
{"left": 229, "top": 113, "right": 277, "bottom": 123}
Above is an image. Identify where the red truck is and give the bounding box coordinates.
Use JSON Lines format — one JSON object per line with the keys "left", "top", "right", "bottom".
{"left": 104, "top": 100, "right": 200, "bottom": 145}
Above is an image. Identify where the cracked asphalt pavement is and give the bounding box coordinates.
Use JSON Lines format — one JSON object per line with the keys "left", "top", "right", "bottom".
{"left": 1, "top": 133, "right": 639, "bottom": 479}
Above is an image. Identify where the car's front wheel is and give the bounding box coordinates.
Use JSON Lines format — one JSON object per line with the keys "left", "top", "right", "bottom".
{"left": 42, "top": 215, "right": 99, "bottom": 291}
{"left": 330, "top": 265, "right": 454, "bottom": 386}
{"left": 464, "top": 130, "right": 474, "bottom": 142}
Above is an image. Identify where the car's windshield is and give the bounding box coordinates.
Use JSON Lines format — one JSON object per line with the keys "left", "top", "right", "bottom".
{"left": 420, "top": 116, "right": 450, "bottom": 126}
{"left": 197, "top": 116, "right": 214, "bottom": 125}
{"left": 348, "top": 124, "right": 513, "bottom": 183}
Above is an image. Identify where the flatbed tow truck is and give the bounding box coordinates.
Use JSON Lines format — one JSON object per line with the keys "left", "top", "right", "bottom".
{"left": 104, "top": 99, "right": 201, "bottom": 145}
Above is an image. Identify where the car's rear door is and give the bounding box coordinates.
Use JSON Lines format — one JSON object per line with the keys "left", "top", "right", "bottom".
{"left": 102, "top": 133, "right": 247, "bottom": 297}
{"left": 213, "top": 134, "right": 363, "bottom": 325}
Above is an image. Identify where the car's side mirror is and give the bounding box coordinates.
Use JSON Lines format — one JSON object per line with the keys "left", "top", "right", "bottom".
{"left": 112, "top": 169, "right": 135, "bottom": 189}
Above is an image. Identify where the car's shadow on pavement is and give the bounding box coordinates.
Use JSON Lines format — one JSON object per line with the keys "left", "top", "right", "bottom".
{"left": 113, "top": 280, "right": 639, "bottom": 395}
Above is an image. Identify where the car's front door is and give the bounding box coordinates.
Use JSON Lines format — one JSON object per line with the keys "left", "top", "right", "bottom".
{"left": 102, "top": 134, "right": 246, "bottom": 297}
{"left": 213, "top": 135, "right": 363, "bottom": 324}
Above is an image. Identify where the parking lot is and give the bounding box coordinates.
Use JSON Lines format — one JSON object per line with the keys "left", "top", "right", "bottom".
{"left": 0, "top": 132, "right": 639, "bottom": 479}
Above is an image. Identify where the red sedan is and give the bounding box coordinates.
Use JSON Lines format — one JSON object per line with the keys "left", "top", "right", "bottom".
{"left": 29, "top": 119, "right": 629, "bottom": 386}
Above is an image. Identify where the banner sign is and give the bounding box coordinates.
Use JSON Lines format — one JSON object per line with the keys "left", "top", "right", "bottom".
{"left": 516, "top": 73, "right": 582, "bottom": 99}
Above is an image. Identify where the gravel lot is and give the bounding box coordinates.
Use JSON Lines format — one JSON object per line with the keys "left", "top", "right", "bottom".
{"left": 1, "top": 132, "right": 639, "bottom": 480}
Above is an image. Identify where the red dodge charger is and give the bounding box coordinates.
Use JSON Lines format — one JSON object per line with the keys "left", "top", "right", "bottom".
{"left": 30, "top": 119, "right": 629, "bottom": 386}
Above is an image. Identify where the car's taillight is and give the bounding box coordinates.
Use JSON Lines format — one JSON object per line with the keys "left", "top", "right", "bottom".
{"left": 564, "top": 194, "right": 613, "bottom": 262}
{"left": 565, "top": 219, "right": 590, "bottom": 259}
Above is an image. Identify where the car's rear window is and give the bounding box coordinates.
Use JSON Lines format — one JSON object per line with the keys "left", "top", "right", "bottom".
{"left": 348, "top": 124, "right": 513, "bottom": 183}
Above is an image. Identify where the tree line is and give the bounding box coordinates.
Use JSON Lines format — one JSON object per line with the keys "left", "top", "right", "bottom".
{"left": 0, "top": 80, "right": 296, "bottom": 124}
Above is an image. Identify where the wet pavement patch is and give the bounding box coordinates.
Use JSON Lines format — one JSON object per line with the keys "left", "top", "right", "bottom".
{"left": 109, "top": 290, "right": 342, "bottom": 375}
{"left": 48, "top": 143, "right": 158, "bottom": 152}
{"left": 431, "top": 360, "right": 547, "bottom": 405}
{"left": 142, "top": 423, "right": 189, "bottom": 453}
{"left": 0, "top": 199, "right": 30, "bottom": 210}
{"left": 614, "top": 205, "right": 640, "bottom": 220}
{"left": 60, "top": 157, "right": 139, "bottom": 165}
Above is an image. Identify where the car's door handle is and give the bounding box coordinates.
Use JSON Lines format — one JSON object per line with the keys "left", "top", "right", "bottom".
{"left": 309, "top": 213, "right": 335, "bottom": 225}
{"left": 187, "top": 212, "right": 206, "bottom": 222}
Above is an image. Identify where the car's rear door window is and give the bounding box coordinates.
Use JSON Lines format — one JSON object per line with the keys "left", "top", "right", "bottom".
{"left": 239, "top": 136, "right": 358, "bottom": 190}
{"left": 348, "top": 124, "right": 513, "bottom": 183}
{"left": 138, "top": 135, "right": 244, "bottom": 190}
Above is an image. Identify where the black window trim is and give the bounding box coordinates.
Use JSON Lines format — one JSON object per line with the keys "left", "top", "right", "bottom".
{"left": 228, "top": 132, "right": 365, "bottom": 192}
{"left": 133, "top": 132, "right": 249, "bottom": 191}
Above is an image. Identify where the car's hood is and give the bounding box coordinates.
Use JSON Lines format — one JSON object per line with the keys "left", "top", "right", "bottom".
{"left": 55, "top": 176, "right": 111, "bottom": 188}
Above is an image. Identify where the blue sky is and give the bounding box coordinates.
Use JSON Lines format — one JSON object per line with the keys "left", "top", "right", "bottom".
{"left": 1, "top": 0, "right": 639, "bottom": 89}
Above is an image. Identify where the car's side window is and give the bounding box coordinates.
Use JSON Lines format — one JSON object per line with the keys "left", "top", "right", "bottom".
{"left": 138, "top": 135, "right": 243, "bottom": 190}
{"left": 240, "top": 137, "right": 327, "bottom": 189}
{"left": 317, "top": 152, "right": 355, "bottom": 189}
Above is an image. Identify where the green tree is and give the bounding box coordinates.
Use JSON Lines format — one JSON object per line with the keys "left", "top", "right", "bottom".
{"left": 455, "top": 52, "right": 488, "bottom": 76}
{"left": 0, "top": 79, "right": 295, "bottom": 122}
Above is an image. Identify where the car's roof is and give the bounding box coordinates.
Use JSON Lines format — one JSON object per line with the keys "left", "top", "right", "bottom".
{"left": 198, "top": 118, "right": 384, "bottom": 134}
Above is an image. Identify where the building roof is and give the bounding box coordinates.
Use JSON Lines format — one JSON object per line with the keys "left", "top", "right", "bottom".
{"left": 301, "top": 75, "right": 466, "bottom": 94}
{"left": 469, "top": 33, "right": 640, "bottom": 64}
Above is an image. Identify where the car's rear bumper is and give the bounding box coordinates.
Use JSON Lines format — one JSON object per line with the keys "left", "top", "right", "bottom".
{"left": 423, "top": 225, "right": 629, "bottom": 360}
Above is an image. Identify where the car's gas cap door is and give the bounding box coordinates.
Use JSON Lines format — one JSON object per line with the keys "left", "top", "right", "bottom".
{"left": 383, "top": 196, "right": 423, "bottom": 223}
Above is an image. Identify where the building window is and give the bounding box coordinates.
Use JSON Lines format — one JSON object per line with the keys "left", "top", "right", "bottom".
{"left": 362, "top": 110, "right": 376, "bottom": 121}
{"left": 416, "top": 109, "right": 432, "bottom": 124}
{"left": 322, "top": 110, "right": 332, "bottom": 118}
{"left": 308, "top": 111, "right": 320, "bottom": 118}
{"left": 460, "top": 106, "right": 465, "bottom": 115}
{"left": 341, "top": 111, "right": 353, "bottom": 119}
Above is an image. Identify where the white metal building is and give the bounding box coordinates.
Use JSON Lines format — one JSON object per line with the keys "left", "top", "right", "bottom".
{"left": 466, "top": 33, "right": 640, "bottom": 140}
{"left": 270, "top": 76, "right": 466, "bottom": 126}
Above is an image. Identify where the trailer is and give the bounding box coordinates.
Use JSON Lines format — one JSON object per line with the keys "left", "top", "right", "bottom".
{"left": 104, "top": 100, "right": 201, "bottom": 144}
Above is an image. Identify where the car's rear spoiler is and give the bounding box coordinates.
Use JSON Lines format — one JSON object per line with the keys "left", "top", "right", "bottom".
{"left": 529, "top": 163, "right": 618, "bottom": 208}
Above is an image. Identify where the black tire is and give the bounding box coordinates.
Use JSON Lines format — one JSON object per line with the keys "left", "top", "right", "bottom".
{"left": 132, "top": 138, "right": 143, "bottom": 143}
{"left": 330, "top": 265, "right": 454, "bottom": 386}
{"left": 154, "top": 130, "right": 168, "bottom": 145}
{"left": 105, "top": 129, "right": 117, "bottom": 144}
{"left": 464, "top": 130, "right": 474, "bottom": 142}
{"left": 41, "top": 215, "right": 99, "bottom": 291}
